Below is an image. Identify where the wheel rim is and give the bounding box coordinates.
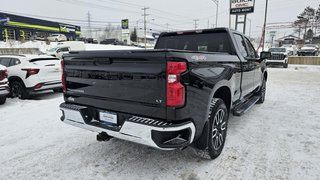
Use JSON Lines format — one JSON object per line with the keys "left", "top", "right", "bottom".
{"left": 212, "top": 109, "right": 226, "bottom": 150}
{"left": 12, "top": 83, "right": 22, "bottom": 98}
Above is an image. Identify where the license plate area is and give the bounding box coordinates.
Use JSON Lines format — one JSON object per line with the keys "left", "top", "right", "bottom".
{"left": 99, "top": 111, "right": 117, "bottom": 124}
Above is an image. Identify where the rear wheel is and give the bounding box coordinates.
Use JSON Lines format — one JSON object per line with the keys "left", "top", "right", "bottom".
{"left": 257, "top": 78, "right": 266, "bottom": 104}
{"left": 197, "top": 98, "right": 228, "bottom": 160}
{"left": 10, "top": 81, "right": 29, "bottom": 100}
{"left": 0, "top": 96, "right": 6, "bottom": 105}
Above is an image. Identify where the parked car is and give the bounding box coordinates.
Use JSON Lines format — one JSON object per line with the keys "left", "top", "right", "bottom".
{"left": 266, "top": 47, "right": 289, "bottom": 68}
{"left": 0, "top": 65, "right": 9, "bottom": 105}
{"left": 47, "top": 34, "right": 67, "bottom": 42}
{"left": 86, "top": 38, "right": 98, "bottom": 44}
{"left": 46, "top": 47, "right": 70, "bottom": 59}
{"left": 281, "top": 44, "right": 298, "bottom": 56}
{"left": 298, "top": 44, "right": 319, "bottom": 56}
{"left": 60, "top": 28, "right": 271, "bottom": 160}
{"left": 47, "top": 41, "right": 86, "bottom": 59}
{"left": 0, "top": 55, "right": 62, "bottom": 99}
{"left": 100, "top": 38, "right": 125, "bottom": 45}
{"left": 75, "top": 37, "right": 87, "bottom": 43}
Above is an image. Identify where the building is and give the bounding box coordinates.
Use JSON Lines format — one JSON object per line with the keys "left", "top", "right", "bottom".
{"left": 275, "top": 35, "right": 300, "bottom": 47}
{"left": 0, "top": 12, "right": 81, "bottom": 42}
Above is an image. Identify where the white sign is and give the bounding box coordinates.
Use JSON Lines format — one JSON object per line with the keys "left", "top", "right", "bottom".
{"left": 230, "top": 0, "right": 255, "bottom": 14}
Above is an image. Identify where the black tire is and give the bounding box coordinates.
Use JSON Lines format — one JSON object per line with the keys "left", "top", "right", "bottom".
{"left": 0, "top": 96, "right": 6, "bottom": 105}
{"left": 257, "top": 78, "right": 266, "bottom": 104}
{"left": 10, "top": 81, "right": 29, "bottom": 100}
{"left": 197, "top": 98, "right": 229, "bottom": 160}
{"left": 283, "top": 62, "right": 288, "bottom": 68}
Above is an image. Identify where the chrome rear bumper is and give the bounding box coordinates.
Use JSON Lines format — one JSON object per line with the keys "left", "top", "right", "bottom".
{"left": 60, "top": 103, "right": 196, "bottom": 150}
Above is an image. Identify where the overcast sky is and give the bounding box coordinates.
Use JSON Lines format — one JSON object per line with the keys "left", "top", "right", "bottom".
{"left": 1, "top": 0, "right": 320, "bottom": 38}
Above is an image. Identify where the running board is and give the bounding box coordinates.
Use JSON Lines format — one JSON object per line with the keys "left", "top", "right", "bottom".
{"left": 233, "top": 96, "right": 260, "bottom": 116}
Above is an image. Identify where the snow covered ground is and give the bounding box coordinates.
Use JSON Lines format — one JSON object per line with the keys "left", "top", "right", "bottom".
{"left": 0, "top": 65, "right": 320, "bottom": 180}
{"left": 0, "top": 40, "right": 141, "bottom": 54}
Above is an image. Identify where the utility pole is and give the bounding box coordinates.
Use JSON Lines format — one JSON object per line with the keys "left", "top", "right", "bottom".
{"left": 142, "top": 7, "right": 149, "bottom": 49}
{"left": 262, "top": 0, "right": 269, "bottom": 51}
{"left": 165, "top": 23, "right": 170, "bottom": 31}
{"left": 87, "top": 11, "right": 92, "bottom": 38}
{"left": 229, "top": 0, "right": 231, "bottom": 28}
{"left": 247, "top": 18, "right": 252, "bottom": 37}
{"left": 212, "top": 0, "right": 219, "bottom": 27}
{"left": 194, "top": 19, "right": 199, "bottom": 30}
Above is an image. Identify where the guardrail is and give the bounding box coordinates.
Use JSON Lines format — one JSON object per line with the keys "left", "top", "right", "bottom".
{"left": 288, "top": 56, "right": 320, "bottom": 65}
{"left": 0, "top": 48, "right": 40, "bottom": 55}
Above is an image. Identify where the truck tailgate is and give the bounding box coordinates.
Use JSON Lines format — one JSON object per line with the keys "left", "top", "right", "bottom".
{"left": 63, "top": 50, "right": 167, "bottom": 119}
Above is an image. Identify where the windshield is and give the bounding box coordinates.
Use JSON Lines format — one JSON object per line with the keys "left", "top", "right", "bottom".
{"left": 47, "top": 47, "right": 59, "bottom": 52}
{"left": 268, "top": 48, "right": 286, "bottom": 52}
{"left": 155, "top": 32, "right": 231, "bottom": 53}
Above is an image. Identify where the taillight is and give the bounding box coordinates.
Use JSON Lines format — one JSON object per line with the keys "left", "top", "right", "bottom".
{"left": 61, "top": 60, "right": 66, "bottom": 93}
{"left": 0, "top": 69, "right": 8, "bottom": 81}
{"left": 34, "top": 83, "right": 43, "bottom": 90}
{"left": 21, "top": 68, "right": 40, "bottom": 79}
{"left": 166, "top": 61, "right": 187, "bottom": 107}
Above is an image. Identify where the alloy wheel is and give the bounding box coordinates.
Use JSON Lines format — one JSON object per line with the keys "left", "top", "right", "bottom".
{"left": 212, "top": 109, "right": 227, "bottom": 150}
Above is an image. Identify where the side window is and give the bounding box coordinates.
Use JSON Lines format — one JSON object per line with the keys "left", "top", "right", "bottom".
{"left": 233, "top": 34, "right": 248, "bottom": 57}
{"left": 0, "top": 58, "right": 11, "bottom": 67}
{"left": 9, "top": 58, "right": 21, "bottom": 66}
{"left": 244, "top": 37, "right": 257, "bottom": 58}
{"left": 61, "top": 47, "right": 70, "bottom": 52}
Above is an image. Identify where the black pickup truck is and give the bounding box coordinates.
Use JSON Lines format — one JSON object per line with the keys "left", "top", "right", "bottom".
{"left": 60, "top": 28, "right": 271, "bottom": 159}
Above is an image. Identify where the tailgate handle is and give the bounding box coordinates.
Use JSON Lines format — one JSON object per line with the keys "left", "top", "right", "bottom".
{"left": 94, "top": 58, "right": 113, "bottom": 66}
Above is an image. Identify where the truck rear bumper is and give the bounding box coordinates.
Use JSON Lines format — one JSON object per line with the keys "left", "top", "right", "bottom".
{"left": 60, "top": 103, "right": 196, "bottom": 150}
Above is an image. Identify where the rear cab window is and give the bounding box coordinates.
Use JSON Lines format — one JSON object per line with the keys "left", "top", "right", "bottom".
{"left": 155, "top": 31, "right": 232, "bottom": 54}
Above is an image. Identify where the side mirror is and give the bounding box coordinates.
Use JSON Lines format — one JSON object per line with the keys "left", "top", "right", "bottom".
{"left": 260, "top": 51, "right": 271, "bottom": 60}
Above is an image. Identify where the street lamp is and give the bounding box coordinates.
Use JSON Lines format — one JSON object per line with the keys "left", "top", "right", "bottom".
{"left": 212, "top": 0, "right": 219, "bottom": 27}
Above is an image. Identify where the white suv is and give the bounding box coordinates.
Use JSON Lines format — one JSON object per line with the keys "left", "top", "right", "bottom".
{"left": 47, "top": 34, "right": 67, "bottom": 42}
{"left": 0, "top": 64, "right": 9, "bottom": 104}
{"left": 0, "top": 55, "right": 62, "bottom": 99}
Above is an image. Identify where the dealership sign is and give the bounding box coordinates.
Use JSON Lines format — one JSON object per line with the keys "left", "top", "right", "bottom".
{"left": 121, "top": 19, "right": 129, "bottom": 29}
{"left": 230, "top": 0, "right": 255, "bottom": 14}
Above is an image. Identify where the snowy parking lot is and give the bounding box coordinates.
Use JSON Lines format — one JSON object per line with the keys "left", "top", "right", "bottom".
{"left": 0, "top": 65, "right": 320, "bottom": 180}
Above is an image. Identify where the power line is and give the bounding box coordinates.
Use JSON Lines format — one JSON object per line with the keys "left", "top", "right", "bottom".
{"left": 94, "top": 0, "right": 192, "bottom": 20}
{"left": 0, "top": 10, "right": 121, "bottom": 24}
{"left": 56, "top": 0, "right": 141, "bottom": 14}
